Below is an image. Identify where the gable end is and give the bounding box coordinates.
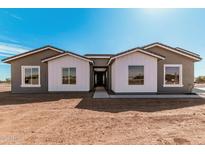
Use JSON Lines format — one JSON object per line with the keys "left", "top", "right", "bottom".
{"left": 143, "top": 43, "right": 201, "bottom": 61}
{"left": 2, "top": 45, "right": 65, "bottom": 63}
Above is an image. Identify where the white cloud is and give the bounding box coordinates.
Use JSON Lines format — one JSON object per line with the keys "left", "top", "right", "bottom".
{"left": 0, "top": 35, "right": 19, "bottom": 43}
{"left": 0, "top": 42, "right": 31, "bottom": 55}
{"left": 2, "top": 10, "right": 23, "bottom": 21}
{"left": 0, "top": 52, "right": 13, "bottom": 57}
{"left": 10, "top": 14, "right": 23, "bottom": 20}
{"left": 0, "top": 62, "right": 9, "bottom": 66}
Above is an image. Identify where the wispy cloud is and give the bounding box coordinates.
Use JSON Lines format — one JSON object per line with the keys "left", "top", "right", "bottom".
{"left": 0, "top": 52, "right": 14, "bottom": 57}
{"left": 0, "top": 42, "right": 31, "bottom": 56}
{"left": 0, "top": 62, "right": 9, "bottom": 66}
{"left": 10, "top": 14, "right": 23, "bottom": 20}
{"left": 0, "top": 35, "right": 19, "bottom": 44}
{"left": 2, "top": 10, "right": 23, "bottom": 21}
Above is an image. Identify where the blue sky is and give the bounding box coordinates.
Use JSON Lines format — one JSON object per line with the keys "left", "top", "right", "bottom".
{"left": 0, "top": 8, "right": 205, "bottom": 80}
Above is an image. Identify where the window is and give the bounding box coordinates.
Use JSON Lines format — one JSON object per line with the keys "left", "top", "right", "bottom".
{"left": 164, "top": 64, "right": 183, "bottom": 87}
{"left": 62, "top": 67, "right": 76, "bottom": 84}
{"left": 21, "top": 66, "right": 40, "bottom": 87}
{"left": 128, "top": 66, "right": 144, "bottom": 85}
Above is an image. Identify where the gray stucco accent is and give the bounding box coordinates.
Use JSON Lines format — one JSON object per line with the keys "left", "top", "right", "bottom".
{"left": 10, "top": 49, "right": 60, "bottom": 93}
{"left": 148, "top": 46, "right": 195, "bottom": 93}
{"left": 6, "top": 44, "right": 200, "bottom": 94}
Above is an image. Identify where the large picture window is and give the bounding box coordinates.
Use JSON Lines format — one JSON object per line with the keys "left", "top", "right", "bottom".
{"left": 21, "top": 66, "right": 40, "bottom": 87}
{"left": 164, "top": 64, "right": 183, "bottom": 87}
{"left": 128, "top": 65, "right": 144, "bottom": 85}
{"left": 62, "top": 67, "right": 76, "bottom": 84}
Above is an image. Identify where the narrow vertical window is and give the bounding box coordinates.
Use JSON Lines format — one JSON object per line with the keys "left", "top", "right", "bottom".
{"left": 32, "top": 68, "right": 39, "bottom": 85}
{"left": 128, "top": 66, "right": 144, "bottom": 85}
{"left": 62, "top": 68, "right": 69, "bottom": 84}
{"left": 25, "top": 68, "right": 32, "bottom": 84}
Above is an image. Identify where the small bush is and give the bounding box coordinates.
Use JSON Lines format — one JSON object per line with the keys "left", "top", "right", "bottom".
{"left": 195, "top": 76, "right": 205, "bottom": 84}
{"left": 0, "top": 78, "right": 11, "bottom": 84}
{"left": 5, "top": 78, "right": 11, "bottom": 83}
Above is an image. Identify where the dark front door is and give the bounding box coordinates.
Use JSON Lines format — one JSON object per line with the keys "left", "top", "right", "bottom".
{"left": 95, "top": 72, "right": 105, "bottom": 87}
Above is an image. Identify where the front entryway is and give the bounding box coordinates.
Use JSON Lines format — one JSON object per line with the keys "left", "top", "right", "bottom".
{"left": 93, "top": 67, "right": 109, "bottom": 98}
{"left": 94, "top": 67, "right": 107, "bottom": 87}
{"left": 94, "top": 71, "right": 105, "bottom": 87}
{"left": 93, "top": 86, "right": 109, "bottom": 98}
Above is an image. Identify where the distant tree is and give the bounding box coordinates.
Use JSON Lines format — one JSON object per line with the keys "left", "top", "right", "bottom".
{"left": 195, "top": 76, "right": 205, "bottom": 84}
{"left": 5, "top": 78, "right": 11, "bottom": 83}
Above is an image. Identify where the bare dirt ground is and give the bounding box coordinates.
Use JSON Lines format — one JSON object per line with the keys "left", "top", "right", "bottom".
{"left": 0, "top": 83, "right": 11, "bottom": 92}
{"left": 0, "top": 84, "right": 205, "bottom": 144}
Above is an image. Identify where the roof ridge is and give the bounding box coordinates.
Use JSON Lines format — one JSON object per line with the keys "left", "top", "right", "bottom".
{"left": 41, "top": 51, "right": 93, "bottom": 63}
{"left": 2, "top": 42, "right": 202, "bottom": 63}
{"left": 175, "top": 47, "right": 200, "bottom": 57}
{"left": 111, "top": 47, "right": 165, "bottom": 59}
{"left": 2, "top": 45, "right": 65, "bottom": 63}
{"left": 142, "top": 42, "right": 201, "bottom": 60}
{"left": 111, "top": 46, "right": 142, "bottom": 57}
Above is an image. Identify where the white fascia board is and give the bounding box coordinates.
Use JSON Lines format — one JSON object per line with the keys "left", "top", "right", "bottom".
{"left": 41, "top": 53, "right": 67, "bottom": 62}
{"left": 42, "top": 53, "right": 93, "bottom": 64}
{"left": 107, "top": 48, "right": 165, "bottom": 65}
{"left": 2, "top": 47, "right": 64, "bottom": 63}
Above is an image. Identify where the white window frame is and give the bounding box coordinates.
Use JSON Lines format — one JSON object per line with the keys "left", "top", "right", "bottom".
{"left": 61, "top": 67, "right": 76, "bottom": 85}
{"left": 163, "top": 64, "right": 183, "bottom": 87}
{"left": 21, "top": 66, "right": 41, "bottom": 87}
{"left": 128, "top": 65, "right": 145, "bottom": 86}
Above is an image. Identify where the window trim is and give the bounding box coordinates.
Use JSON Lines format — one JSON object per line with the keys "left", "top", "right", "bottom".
{"left": 21, "top": 66, "right": 41, "bottom": 87}
{"left": 163, "top": 64, "right": 183, "bottom": 87}
{"left": 61, "top": 67, "right": 76, "bottom": 85}
{"left": 128, "top": 65, "right": 144, "bottom": 86}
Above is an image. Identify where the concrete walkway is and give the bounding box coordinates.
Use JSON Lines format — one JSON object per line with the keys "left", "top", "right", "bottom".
{"left": 193, "top": 87, "right": 205, "bottom": 94}
{"left": 109, "top": 93, "right": 205, "bottom": 99}
{"left": 93, "top": 87, "right": 205, "bottom": 98}
{"left": 93, "top": 87, "right": 110, "bottom": 98}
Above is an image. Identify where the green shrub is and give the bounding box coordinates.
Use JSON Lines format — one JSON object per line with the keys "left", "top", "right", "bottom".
{"left": 195, "top": 76, "right": 205, "bottom": 84}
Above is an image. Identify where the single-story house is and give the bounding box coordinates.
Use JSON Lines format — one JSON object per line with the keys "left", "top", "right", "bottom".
{"left": 2, "top": 42, "right": 202, "bottom": 94}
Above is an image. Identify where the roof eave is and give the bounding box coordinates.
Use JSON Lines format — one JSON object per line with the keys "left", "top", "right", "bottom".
{"left": 42, "top": 53, "right": 94, "bottom": 64}
{"left": 143, "top": 43, "right": 201, "bottom": 61}
{"left": 107, "top": 48, "right": 165, "bottom": 65}
{"left": 1, "top": 46, "right": 65, "bottom": 63}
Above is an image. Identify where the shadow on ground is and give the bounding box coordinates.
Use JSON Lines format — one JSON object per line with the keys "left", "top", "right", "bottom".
{"left": 1, "top": 90, "right": 205, "bottom": 113}
{"left": 75, "top": 98, "right": 205, "bottom": 113}
{"left": 0, "top": 91, "right": 93, "bottom": 106}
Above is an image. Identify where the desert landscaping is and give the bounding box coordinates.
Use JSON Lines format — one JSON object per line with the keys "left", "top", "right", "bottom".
{"left": 0, "top": 83, "right": 205, "bottom": 144}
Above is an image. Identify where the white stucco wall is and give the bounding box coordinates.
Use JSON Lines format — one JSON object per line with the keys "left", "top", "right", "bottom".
{"left": 48, "top": 55, "right": 90, "bottom": 91}
{"left": 111, "top": 52, "right": 158, "bottom": 93}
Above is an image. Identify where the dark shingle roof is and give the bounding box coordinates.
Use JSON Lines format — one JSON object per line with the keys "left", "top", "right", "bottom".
{"left": 175, "top": 47, "right": 200, "bottom": 57}
{"left": 2, "top": 45, "right": 65, "bottom": 63}
{"left": 143, "top": 42, "right": 202, "bottom": 60}
{"left": 41, "top": 51, "right": 93, "bottom": 63}
{"left": 111, "top": 47, "right": 165, "bottom": 59}
{"left": 2, "top": 42, "right": 202, "bottom": 63}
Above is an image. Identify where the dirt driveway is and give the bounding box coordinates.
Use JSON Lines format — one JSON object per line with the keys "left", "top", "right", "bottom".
{"left": 0, "top": 84, "right": 205, "bottom": 144}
